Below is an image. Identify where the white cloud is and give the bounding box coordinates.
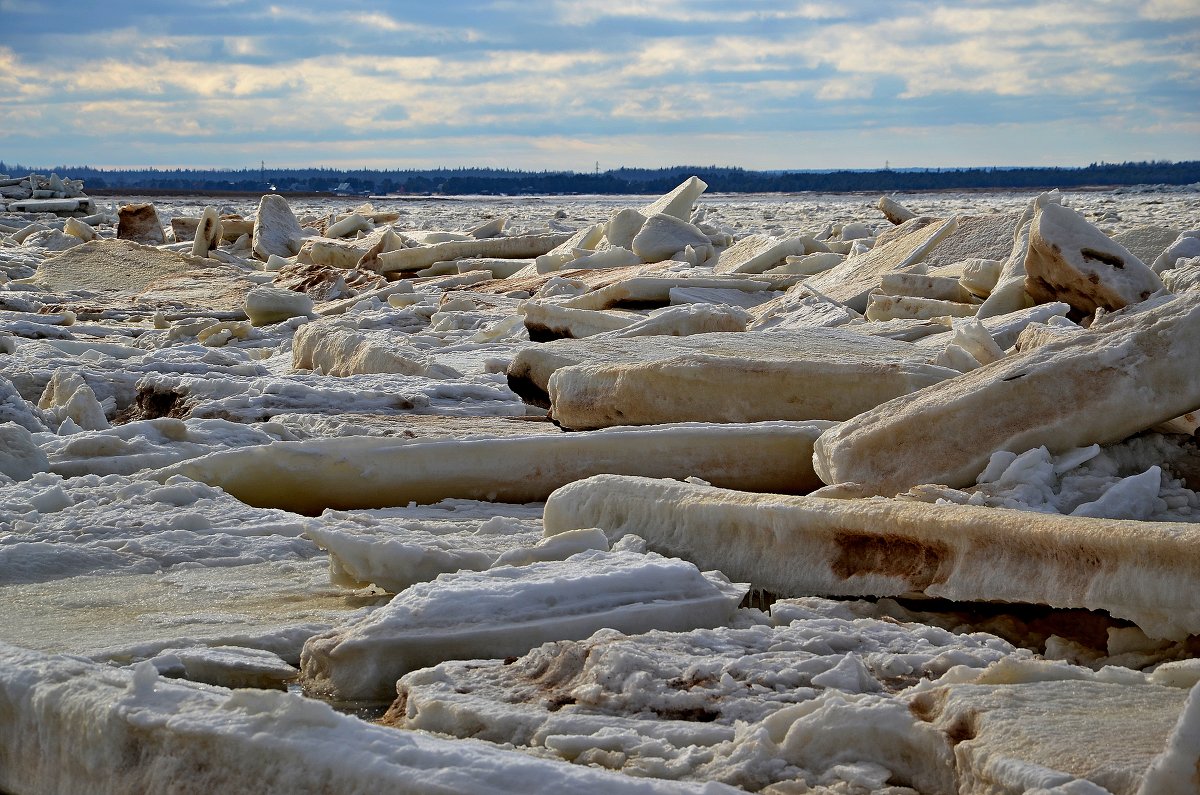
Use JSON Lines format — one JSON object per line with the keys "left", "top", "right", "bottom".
{"left": 2, "top": 1, "right": 1196, "bottom": 169}
{"left": 1139, "top": 0, "right": 1200, "bottom": 21}
{"left": 550, "top": 0, "right": 855, "bottom": 26}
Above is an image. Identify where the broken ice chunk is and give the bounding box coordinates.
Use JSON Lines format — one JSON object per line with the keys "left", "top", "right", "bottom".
{"left": 877, "top": 195, "right": 917, "bottom": 225}
{"left": 191, "top": 206, "right": 223, "bottom": 258}
{"left": 815, "top": 292, "right": 1200, "bottom": 496}
{"left": 243, "top": 286, "right": 313, "bottom": 326}
{"left": 630, "top": 214, "right": 712, "bottom": 264}
{"left": 1025, "top": 201, "right": 1163, "bottom": 313}
{"left": 299, "top": 550, "right": 747, "bottom": 700}
{"left": 1070, "top": 466, "right": 1162, "bottom": 521}
{"left": 117, "top": 203, "right": 165, "bottom": 245}
{"left": 251, "top": 194, "right": 304, "bottom": 260}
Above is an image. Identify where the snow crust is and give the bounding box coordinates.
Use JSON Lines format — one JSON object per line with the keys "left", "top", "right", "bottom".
{"left": 3, "top": 185, "right": 1198, "bottom": 793}
{"left": 0, "top": 642, "right": 721, "bottom": 794}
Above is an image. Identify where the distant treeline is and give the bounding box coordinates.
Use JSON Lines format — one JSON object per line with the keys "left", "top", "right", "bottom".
{"left": 3, "top": 160, "right": 1197, "bottom": 196}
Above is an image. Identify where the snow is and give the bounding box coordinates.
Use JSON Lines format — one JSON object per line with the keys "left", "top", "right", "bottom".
{"left": 2, "top": 185, "right": 1199, "bottom": 792}
{"left": 0, "top": 642, "right": 722, "bottom": 794}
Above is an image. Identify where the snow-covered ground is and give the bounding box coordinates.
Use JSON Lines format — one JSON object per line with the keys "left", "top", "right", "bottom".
{"left": 2, "top": 176, "right": 1199, "bottom": 793}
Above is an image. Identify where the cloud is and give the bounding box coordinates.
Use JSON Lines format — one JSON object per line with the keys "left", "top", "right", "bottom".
{"left": 548, "top": 0, "right": 859, "bottom": 26}
{"left": 1, "top": 0, "right": 1196, "bottom": 169}
{"left": 1139, "top": 0, "right": 1200, "bottom": 21}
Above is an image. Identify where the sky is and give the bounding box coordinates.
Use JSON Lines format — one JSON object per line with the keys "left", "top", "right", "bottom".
{"left": 1, "top": 0, "right": 1198, "bottom": 172}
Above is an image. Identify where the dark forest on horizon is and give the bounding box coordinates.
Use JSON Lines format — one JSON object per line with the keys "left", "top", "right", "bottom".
{"left": 3, "top": 160, "right": 1197, "bottom": 197}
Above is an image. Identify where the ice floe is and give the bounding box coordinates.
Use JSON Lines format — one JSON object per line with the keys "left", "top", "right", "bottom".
{"left": 2, "top": 177, "right": 1199, "bottom": 792}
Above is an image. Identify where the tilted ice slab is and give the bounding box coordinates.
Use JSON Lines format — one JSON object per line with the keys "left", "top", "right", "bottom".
{"left": 919, "top": 213, "right": 1020, "bottom": 270}
{"left": 1025, "top": 201, "right": 1163, "bottom": 314}
{"left": 251, "top": 193, "right": 304, "bottom": 260}
{"left": 155, "top": 420, "right": 834, "bottom": 513}
{"left": 538, "top": 329, "right": 958, "bottom": 429}
{"left": 388, "top": 601, "right": 1014, "bottom": 787}
{"left": 521, "top": 300, "right": 643, "bottom": 340}
{"left": 712, "top": 233, "right": 810, "bottom": 274}
{"left": 0, "top": 644, "right": 722, "bottom": 795}
{"left": 308, "top": 500, "right": 546, "bottom": 592}
{"left": 31, "top": 238, "right": 223, "bottom": 294}
{"left": 543, "top": 475, "right": 1200, "bottom": 639}
{"left": 815, "top": 291, "right": 1200, "bottom": 496}
{"left": 640, "top": 175, "right": 708, "bottom": 222}
{"left": 300, "top": 550, "right": 747, "bottom": 701}
{"left": 804, "top": 216, "right": 958, "bottom": 311}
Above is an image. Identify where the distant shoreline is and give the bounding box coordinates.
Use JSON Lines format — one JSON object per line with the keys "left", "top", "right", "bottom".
{"left": 12, "top": 160, "right": 1198, "bottom": 198}
{"left": 83, "top": 184, "right": 1154, "bottom": 201}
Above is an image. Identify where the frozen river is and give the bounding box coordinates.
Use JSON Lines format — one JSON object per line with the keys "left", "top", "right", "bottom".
{"left": 1, "top": 177, "right": 1198, "bottom": 793}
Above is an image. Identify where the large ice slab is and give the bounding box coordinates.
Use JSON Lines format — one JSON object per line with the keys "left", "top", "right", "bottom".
{"left": 0, "top": 643, "right": 716, "bottom": 794}
{"left": 558, "top": 273, "right": 775, "bottom": 311}
{"left": 300, "top": 550, "right": 747, "bottom": 700}
{"left": 155, "top": 420, "right": 834, "bottom": 513}
{"left": 377, "top": 233, "right": 571, "bottom": 273}
{"left": 920, "top": 213, "right": 1020, "bottom": 270}
{"left": 308, "top": 500, "right": 545, "bottom": 592}
{"left": 32, "top": 238, "right": 228, "bottom": 294}
{"left": 713, "top": 234, "right": 810, "bottom": 274}
{"left": 524, "top": 329, "right": 956, "bottom": 429}
{"left": 814, "top": 292, "right": 1200, "bottom": 496}
{"left": 804, "top": 216, "right": 958, "bottom": 311}
{"left": 542, "top": 475, "right": 1200, "bottom": 639}
{"left": 251, "top": 194, "right": 304, "bottom": 260}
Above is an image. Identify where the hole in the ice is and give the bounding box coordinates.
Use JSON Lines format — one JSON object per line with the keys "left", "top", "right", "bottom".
{"left": 290, "top": 683, "right": 392, "bottom": 721}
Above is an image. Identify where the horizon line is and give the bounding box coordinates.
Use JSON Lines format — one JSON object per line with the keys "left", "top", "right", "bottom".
{"left": 5, "top": 160, "right": 1196, "bottom": 176}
